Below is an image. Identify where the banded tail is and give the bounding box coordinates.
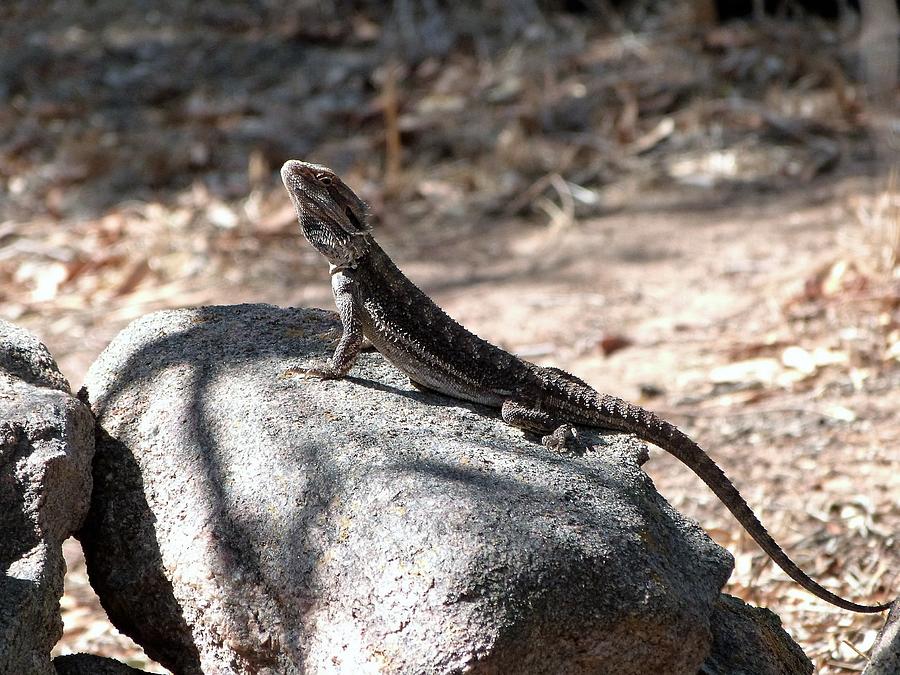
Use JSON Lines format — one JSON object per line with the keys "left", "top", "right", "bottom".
{"left": 593, "top": 394, "right": 890, "bottom": 613}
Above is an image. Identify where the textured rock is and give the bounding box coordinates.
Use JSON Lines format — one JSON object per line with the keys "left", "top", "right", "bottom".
{"left": 81, "top": 304, "right": 804, "bottom": 674}
{"left": 700, "top": 594, "right": 813, "bottom": 674}
{"left": 0, "top": 321, "right": 95, "bottom": 675}
{"left": 54, "top": 654, "right": 149, "bottom": 674}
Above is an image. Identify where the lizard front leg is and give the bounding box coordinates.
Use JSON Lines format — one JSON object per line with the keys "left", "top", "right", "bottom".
{"left": 500, "top": 400, "right": 581, "bottom": 453}
{"left": 290, "top": 269, "right": 363, "bottom": 379}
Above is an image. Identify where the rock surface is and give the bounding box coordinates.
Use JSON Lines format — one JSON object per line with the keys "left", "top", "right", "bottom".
{"left": 701, "top": 595, "right": 813, "bottom": 675}
{"left": 0, "top": 320, "right": 95, "bottom": 675}
{"left": 81, "top": 304, "right": 806, "bottom": 674}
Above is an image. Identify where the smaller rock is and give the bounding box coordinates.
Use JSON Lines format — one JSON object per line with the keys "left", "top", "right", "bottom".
{"left": 701, "top": 594, "right": 813, "bottom": 675}
{"left": 0, "top": 322, "right": 95, "bottom": 675}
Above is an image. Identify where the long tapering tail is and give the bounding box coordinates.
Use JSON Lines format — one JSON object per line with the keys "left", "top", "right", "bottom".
{"left": 592, "top": 394, "right": 890, "bottom": 613}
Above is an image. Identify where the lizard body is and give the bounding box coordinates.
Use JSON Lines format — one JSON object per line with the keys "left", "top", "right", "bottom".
{"left": 281, "top": 159, "right": 890, "bottom": 614}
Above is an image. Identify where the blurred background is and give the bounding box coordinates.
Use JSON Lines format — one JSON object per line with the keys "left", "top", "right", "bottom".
{"left": 2, "top": 0, "right": 898, "bottom": 672}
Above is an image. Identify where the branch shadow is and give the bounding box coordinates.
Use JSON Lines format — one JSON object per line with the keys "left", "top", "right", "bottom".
{"left": 76, "top": 304, "right": 330, "bottom": 672}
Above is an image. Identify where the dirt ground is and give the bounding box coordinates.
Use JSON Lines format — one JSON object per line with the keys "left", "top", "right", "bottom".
{"left": 3, "top": 1, "right": 899, "bottom": 672}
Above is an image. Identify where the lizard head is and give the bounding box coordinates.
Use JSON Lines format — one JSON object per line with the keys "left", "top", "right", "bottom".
{"left": 281, "top": 160, "right": 372, "bottom": 266}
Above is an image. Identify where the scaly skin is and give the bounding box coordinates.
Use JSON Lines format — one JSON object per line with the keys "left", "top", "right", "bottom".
{"left": 281, "top": 159, "right": 891, "bottom": 614}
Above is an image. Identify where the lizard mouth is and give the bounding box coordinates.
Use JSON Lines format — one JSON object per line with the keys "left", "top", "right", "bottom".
{"left": 345, "top": 206, "right": 363, "bottom": 231}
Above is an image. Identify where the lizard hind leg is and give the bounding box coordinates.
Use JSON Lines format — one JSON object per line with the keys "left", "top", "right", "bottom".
{"left": 500, "top": 399, "right": 557, "bottom": 433}
{"left": 500, "top": 400, "right": 583, "bottom": 454}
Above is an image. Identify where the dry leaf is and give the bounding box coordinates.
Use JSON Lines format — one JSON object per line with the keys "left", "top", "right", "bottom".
{"left": 597, "top": 333, "right": 633, "bottom": 357}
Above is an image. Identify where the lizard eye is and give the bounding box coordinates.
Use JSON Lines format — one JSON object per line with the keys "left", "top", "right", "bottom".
{"left": 316, "top": 174, "right": 333, "bottom": 186}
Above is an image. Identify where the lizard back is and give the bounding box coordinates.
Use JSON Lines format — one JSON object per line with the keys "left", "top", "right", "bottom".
{"left": 350, "top": 243, "right": 531, "bottom": 405}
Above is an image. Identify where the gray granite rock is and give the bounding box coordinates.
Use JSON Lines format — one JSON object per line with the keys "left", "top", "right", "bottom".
{"left": 80, "top": 304, "right": 803, "bottom": 674}
{"left": 0, "top": 323, "right": 95, "bottom": 675}
{"left": 700, "top": 594, "right": 813, "bottom": 674}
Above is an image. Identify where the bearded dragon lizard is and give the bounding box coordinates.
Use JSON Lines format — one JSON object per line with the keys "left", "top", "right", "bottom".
{"left": 280, "top": 159, "right": 890, "bottom": 614}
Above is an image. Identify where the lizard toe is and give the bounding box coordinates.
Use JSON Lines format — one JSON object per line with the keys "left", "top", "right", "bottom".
{"left": 281, "top": 364, "right": 342, "bottom": 380}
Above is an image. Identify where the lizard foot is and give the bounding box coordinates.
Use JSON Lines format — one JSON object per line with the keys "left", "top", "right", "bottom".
{"left": 541, "top": 424, "right": 586, "bottom": 455}
{"left": 281, "top": 364, "right": 342, "bottom": 380}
